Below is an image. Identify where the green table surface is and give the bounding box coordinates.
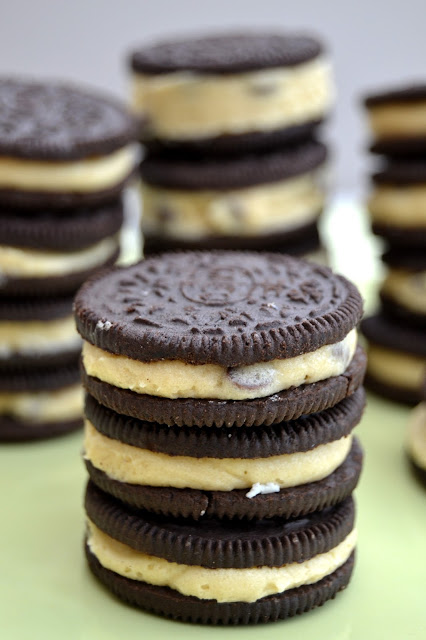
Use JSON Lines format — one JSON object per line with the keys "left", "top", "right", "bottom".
{"left": 1, "top": 197, "right": 425, "bottom": 638}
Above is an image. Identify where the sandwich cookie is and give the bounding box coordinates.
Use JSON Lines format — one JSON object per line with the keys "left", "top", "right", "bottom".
{"left": 0, "top": 295, "right": 80, "bottom": 370}
{"left": 129, "top": 33, "right": 333, "bottom": 154}
{"left": 85, "top": 482, "right": 356, "bottom": 624}
{"left": 0, "top": 363, "right": 83, "bottom": 441}
{"left": 0, "top": 200, "right": 123, "bottom": 296}
{"left": 0, "top": 78, "right": 137, "bottom": 208}
{"left": 365, "top": 84, "right": 426, "bottom": 155}
{"left": 368, "top": 159, "right": 426, "bottom": 246}
{"left": 361, "top": 313, "right": 426, "bottom": 404}
{"left": 381, "top": 246, "right": 426, "bottom": 327}
{"left": 75, "top": 252, "right": 364, "bottom": 426}
{"left": 83, "top": 389, "right": 364, "bottom": 520}
{"left": 140, "top": 140, "right": 328, "bottom": 252}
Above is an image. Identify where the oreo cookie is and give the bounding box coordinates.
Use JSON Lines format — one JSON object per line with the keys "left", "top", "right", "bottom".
{"left": 361, "top": 313, "right": 426, "bottom": 404}
{"left": 0, "top": 77, "right": 136, "bottom": 208}
{"left": 85, "top": 483, "right": 356, "bottom": 623}
{"left": 380, "top": 247, "right": 426, "bottom": 328}
{"left": 0, "top": 294, "right": 80, "bottom": 370}
{"left": 365, "top": 84, "right": 426, "bottom": 155}
{"left": 83, "top": 390, "right": 364, "bottom": 520}
{"left": 0, "top": 362, "right": 83, "bottom": 441}
{"left": 140, "top": 141, "right": 327, "bottom": 252}
{"left": 129, "top": 32, "right": 332, "bottom": 153}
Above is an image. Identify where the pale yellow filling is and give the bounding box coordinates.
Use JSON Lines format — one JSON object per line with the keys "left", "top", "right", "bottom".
{"left": 368, "top": 102, "right": 426, "bottom": 138}
{"left": 0, "top": 145, "right": 136, "bottom": 192}
{"left": 141, "top": 170, "right": 326, "bottom": 239}
{"left": 0, "top": 315, "right": 80, "bottom": 357}
{"left": 407, "top": 402, "right": 426, "bottom": 469}
{"left": 0, "top": 236, "right": 118, "bottom": 278}
{"left": 131, "top": 57, "right": 333, "bottom": 139}
{"left": 367, "top": 345, "right": 426, "bottom": 391}
{"left": 0, "top": 384, "right": 83, "bottom": 422}
{"left": 84, "top": 421, "right": 352, "bottom": 490}
{"left": 87, "top": 521, "right": 356, "bottom": 603}
{"left": 368, "top": 185, "right": 426, "bottom": 227}
{"left": 382, "top": 269, "right": 426, "bottom": 314}
{"left": 82, "top": 329, "right": 357, "bottom": 401}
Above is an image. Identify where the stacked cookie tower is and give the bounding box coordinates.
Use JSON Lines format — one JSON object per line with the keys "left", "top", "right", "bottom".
{"left": 0, "top": 78, "right": 136, "bottom": 441}
{"left": 361, "top": 84, "right": 426, "bottom": 404}
{"left": 75, "top": 251, "right": 366, "bottom": 624}
{"left": 128, "top": 33, "right": 334, "bottom": 258}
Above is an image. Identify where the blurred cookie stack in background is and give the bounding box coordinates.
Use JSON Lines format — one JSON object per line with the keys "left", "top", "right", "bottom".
{"left": 361, "top": 84, "right": 426, "bottom": 404}
{"left": 128, "top": 32, "right": 334, "bottom": 259}
{"left": 0, "top": 78, "right": 136, "bottom": 441}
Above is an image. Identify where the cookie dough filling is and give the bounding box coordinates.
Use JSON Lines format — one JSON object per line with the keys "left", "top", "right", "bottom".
{"left": 0, "top": 145, "right": 136, "bottom": 193}
{"left": 0, "top": 236, "right": 119, "bottom": 278}
{"left": 82, "top": 329, "right": 357, "bottom": 401}
{"left": 367, "top": 102, "right": 426, "bottom": 139}
{"left": 407, "top": 402, "right": 426, "bottom": 470}
{"left": 84, "top": 421, "right": 353, "bottom": 490}
{"left": 368, "top": 186, "right": 426, "bottom": 227}
{"left": 0, "top": 315, "right": 80, "bottom": 357}
{"left": 367, "top": 345, "right": 426, "bottom": 391}
{"left": 142, "top": 170, "right": 325, "bottom": 239}
{"left": 0, "top": 384, "right": 83, "bottom": 422}
{"left": 131, "top": 57, "right": 332, "bottom": 140}
{"left": 381, "top": 269, "right": 426, "bottom": 314}
{"left": 86, "top": 520, "right": 356, "bottom": 603}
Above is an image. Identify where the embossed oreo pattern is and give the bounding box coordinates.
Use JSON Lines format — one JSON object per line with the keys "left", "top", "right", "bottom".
{"left": 0, "top": 78, "right": 136, "bottom": 160}
{"left": 130, "top": 33, "right": 322, "bottom": 74}
{"left": 75, "top": 252, "right": 363, "bottom": 366}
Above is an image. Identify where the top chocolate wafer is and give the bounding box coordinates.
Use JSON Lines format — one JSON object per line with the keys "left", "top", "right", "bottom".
{"left": 130, "top": 33, "right": 323, "bottom": 74}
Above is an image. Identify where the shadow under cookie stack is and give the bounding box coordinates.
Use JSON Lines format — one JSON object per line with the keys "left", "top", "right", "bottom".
{"left": 361, "top": 84, "right": 426, "bottom": 404}
{"left": 128, "top": 33, "right": 334, "bottom": 259}
{"left": 0, "top": 78, "right": 136, "bottom": 441}
{"left": 76, "top": 251, "right": 366, "bottom": 624}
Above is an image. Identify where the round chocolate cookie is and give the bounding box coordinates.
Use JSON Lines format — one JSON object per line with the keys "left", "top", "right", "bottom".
{"left": 365, "top": 84, "right": 426, "bottom": 155}
{"left": 362, "top": 314, "right": 426, "bottom": 404}
{"left": 75, "top": 252, "right": 362, "bottom": 366}
{"left": 82, "top": 345, "right": 366, "bottom": 427}
{"left": 372, "top": 159, "right": 426, "bottom": 186}
{"left": 142, "top": 220, "right": 323, "bottom": 256}
{"left": 0, "top": 77, "right": 136, "bottom": 207}
{"left": 0, "top": 200, "right": 123, "bottom": 250}
{"left": 380, "top": 247, "right": 426, "bottom": 328}
{"left": 129, "top": 32, "right": 331, "bottom": 154}
{"left": 85, "top": 483, "right": 356, "bottom": 623}
{"left": 0, "top": 294, "right": 80, "bottom": 370}
{"left": 141, "top": 140, "right": 327, "bottom": 190}
{"left": 131, "top": 33, "right": 323, "bottom": 75}
{"left": 0, "top": 362, "right": 83, "bottom": 442}
{"left": 0, "top": 78, "right": 135, "bottom": 160}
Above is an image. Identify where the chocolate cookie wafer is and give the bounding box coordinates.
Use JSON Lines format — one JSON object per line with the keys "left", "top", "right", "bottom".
{"left": 75, "top": 253, "right": 363, "bottom": 426}
{"left": 140, "top": 140, "right": 328, "bottom": 253}
{"left": 380, "top": 246, "right": 426, "bottom": 328}
{"left": 0, "top": 78, "right": 137, "bottom": 208}
{"left": 365, "top": 84, "right": 426, "bottom": 156}
{"left": 362, "top": 313, "right": 426, "bottom": 404}
{"left": 0, "top": 200, "right": 123, "bottom": 296}
{"left": 0, "top": 294, "right": 80, "bottom": 370}
{"left": 84, "top": 483, "right": 356, "bottom": 624}
{"left": 368, "top": 159, "right": 426, "bottom": 246}
{"left": 129, "top": 32, "right": 333, "bottom": 154}
{"left": 0, "top": 363, "right": 83, "bottom": 441}
{"left": 83, "top": 389, "right": 364, "bottom": 520}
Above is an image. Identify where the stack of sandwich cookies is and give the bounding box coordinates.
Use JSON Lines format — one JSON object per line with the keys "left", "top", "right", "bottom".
{"left": 75, "top": 251, "right": 366, "bottom": 623}
{"left": 362, "top": 83, "right": 426, "bottom": 403}
{"left": 129, "top": 33, "right": 334, "bottom": 257}
{"left": 0, "top": 78, "right": 136, "bottom": 440}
